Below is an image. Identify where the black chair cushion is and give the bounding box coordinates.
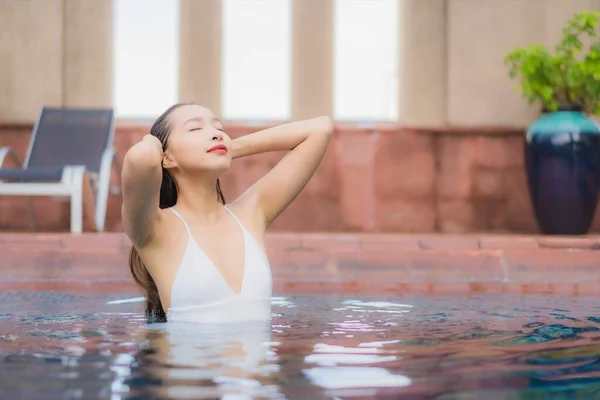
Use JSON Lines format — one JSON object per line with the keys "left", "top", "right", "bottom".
{"left": 0, "top": 167, "right": 64, "bottom": 182}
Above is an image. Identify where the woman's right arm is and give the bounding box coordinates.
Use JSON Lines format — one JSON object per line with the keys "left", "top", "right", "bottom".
{"left": 121, "top": 135, "right": 163, "bottom": 247}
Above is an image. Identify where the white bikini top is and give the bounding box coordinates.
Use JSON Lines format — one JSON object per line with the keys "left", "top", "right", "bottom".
{"left": 165, "top": 206, "right": 273, "bottom": 324}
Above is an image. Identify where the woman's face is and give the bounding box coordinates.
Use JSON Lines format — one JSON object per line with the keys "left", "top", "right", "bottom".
{"left": 162, "top": 104, "right": 232, "bottom": 176}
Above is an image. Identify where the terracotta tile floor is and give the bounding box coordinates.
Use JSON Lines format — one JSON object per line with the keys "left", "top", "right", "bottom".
{"left": 1, "top": 232, "right": 599, "bottom": 297}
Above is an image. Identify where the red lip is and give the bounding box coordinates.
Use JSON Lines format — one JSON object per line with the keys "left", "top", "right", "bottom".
{"left": 207, "top": 144, "right": 228, "bottom": 154}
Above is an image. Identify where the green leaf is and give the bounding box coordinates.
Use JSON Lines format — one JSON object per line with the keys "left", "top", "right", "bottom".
{"left": 506, "top": 10, "right": 600, "bottom": 115}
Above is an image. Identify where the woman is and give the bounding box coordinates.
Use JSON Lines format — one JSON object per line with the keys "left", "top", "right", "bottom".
{"left": 121, "top": 103, "right": 333, "bottom": 323}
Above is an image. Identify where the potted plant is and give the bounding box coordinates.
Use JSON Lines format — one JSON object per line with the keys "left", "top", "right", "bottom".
{"left": 505, "top": 10, "right": 600, "bottom": 235}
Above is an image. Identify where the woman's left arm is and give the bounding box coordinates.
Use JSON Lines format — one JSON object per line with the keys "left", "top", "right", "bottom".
{"left": 231, "top": 116, "right": 334, "bottom": 226}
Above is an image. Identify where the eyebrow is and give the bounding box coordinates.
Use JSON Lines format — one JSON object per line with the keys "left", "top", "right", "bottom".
{"left": 184, "top": 117, "right": 223, "bottom": 125}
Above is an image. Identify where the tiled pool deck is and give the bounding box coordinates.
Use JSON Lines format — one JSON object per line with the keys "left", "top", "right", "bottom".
{"left": 1, "top": 233, "right": 600, "bottom": 297}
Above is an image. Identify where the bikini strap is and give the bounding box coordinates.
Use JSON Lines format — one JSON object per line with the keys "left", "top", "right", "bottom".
{"left": 169, "top": 207, "right": 192, "bottom": 236}
{"left": 223, "top": 205, "right": 245, "bottom": 231}
{"left": 171, "top": 206, "right": 243, "bottom": 235}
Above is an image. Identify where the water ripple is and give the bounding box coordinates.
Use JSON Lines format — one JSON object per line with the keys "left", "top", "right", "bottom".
{"left": 0, "top": 292, "right": 600, "bottom": 398}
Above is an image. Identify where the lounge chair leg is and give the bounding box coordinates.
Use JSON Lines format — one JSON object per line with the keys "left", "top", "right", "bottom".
{"left": 96, "top": 148, "right": 117, "bottom": 232}
{"left": 71, "top": 191, "right": 83, "bottom": 235}
{"left": 67, "top": 166, "right": 86, "bottom": 235}
{"left": 82, "top": 171, "right": 96, "bottom": 232}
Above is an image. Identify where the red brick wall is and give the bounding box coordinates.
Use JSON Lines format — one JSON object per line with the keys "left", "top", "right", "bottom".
{"left": 2, "top": 122, "right": 599, "bottom": 233}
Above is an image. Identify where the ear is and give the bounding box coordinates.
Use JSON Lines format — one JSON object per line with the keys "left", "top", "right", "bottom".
{"left": 161, "top": 150, "right": 177, "bottom": 169}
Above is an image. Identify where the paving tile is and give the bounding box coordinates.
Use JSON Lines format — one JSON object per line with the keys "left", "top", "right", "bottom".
{"left": 2, "top": 279, "right": 596, "bottom": 298}
{"left": 300, "top": 234, "right": 361, "bottom": 252}
{"left": 0, "top": 247, "right": 130, "bottom": 280}
{"left": 499, "top": 282, "right": 600, "bottom": 298}
{"left": 359, "top": 234, "right": 420, "bottom": 251}
{"left": 501, "top": 249, "right": 600, "bottom": 284}
{"left": 367, "top": 282, "right": 505, "bottom": 296}
{"left": 0, "top": 233, "right": 64, "bottom": 247}
{"left": 479, "top": 236, "right": 539, "bottom": 250}
{"left": 333, "top": 249, "right": 505, "bottom": 283}
{"left": 272, "top": 281, "right": 507, "bottom": 296}
{"left": 0, "top": 280, "right": 138, "bottom": 294}
{"left": 417, "top": 235, "right": 480, "bottom": 251}
{"left": 569, "top": 283, "right": 600, "bottom": 297}
{"left": 273, "top": 280, "right": 345, "bottom": 295}
{"left": 537, "top": 237, "right": 600, "bottom": 250}
{"left": 61, "top": 233, "right": 127, "bottom": 250}
{"left": 265, "top": 233, "right": 302, "bottom": 251}
{"left": 1, "top": 233, "right": 600, "bottom": 297}
{"left": 270, "top": 247, "right": 337, "bottom": 280}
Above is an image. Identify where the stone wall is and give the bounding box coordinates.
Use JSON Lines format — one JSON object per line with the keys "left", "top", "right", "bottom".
{"left": 0, "top": 0, "right": 113, "bottom": 121}
{"left": 5, "top": 122, "right": 598, "bottom": 234}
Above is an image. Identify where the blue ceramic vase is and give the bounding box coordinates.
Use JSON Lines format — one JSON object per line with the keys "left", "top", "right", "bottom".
{"left": 525, "top": 105, "right": 600, "bottom": 235}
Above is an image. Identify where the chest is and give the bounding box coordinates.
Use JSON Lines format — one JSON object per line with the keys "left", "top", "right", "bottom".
{"left": 188, "top": 223, "right": 247, "bottom": 294}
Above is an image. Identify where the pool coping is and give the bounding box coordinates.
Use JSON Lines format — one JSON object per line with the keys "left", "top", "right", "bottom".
{"left": 1, "top": 232, "right": 599, "bottom": 297}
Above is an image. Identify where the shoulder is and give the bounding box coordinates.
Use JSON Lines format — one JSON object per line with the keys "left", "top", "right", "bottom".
{"left": 128, "top": 207, "right": 179, "bottom": 251}
{"left": 132, "top": 207, "right": 188, "bottom": 272}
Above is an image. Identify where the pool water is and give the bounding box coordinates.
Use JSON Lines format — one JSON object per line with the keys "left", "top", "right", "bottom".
{"left": 1, "top": 291, "right": 600, "bottom": 399}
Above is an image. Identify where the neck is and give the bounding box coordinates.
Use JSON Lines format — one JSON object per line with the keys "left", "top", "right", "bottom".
{"left": 174, "top": 174, "right": 223, "bottom": 222}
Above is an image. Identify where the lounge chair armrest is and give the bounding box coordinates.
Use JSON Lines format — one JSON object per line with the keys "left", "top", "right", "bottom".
{"left": 0, "top": 146, "right": 22, "bottom": 168}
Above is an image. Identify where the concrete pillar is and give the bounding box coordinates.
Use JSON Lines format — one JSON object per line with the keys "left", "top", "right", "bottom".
{"left": 447, "top": 0, "right": 547, "bottom": 127}
{"left": 63, "top": 0, "right": 114, "bottom": 108}
{"left": 179, "top": 0, "right": 222, "bottom": 116}
{"left": 291, "top": 0, "right": 334, "bottom": 120}
{"left": 0, "top": 0, "right": 63, "bottom": 122}
{"left": 397, "top": 0, "right": 447, "bottom": 128}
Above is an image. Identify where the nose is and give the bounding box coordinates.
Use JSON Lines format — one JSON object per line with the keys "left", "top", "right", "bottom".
{"left": 211, "top": 131, "right": 223, "bottom": 141}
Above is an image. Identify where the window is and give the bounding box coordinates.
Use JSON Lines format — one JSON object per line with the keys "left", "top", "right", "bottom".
{"left": 113, "top": 0, "right": 179, "bottom": 119}
{"left": 334, "top": 0, "right": 398, "bottom": 121}
{"left": 222, "top": 0, "right": 291, "bottom": 121}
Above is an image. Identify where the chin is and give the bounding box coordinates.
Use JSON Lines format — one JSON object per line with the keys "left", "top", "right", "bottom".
{"left": 210, "top": 159, "right": 232, "bottom": 176}
{"left": 187, "top": 156, "right": 232, "bottom": 177}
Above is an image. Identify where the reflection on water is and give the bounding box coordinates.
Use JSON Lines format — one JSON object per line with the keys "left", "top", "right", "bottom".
{"left": 1, "top": 292, "right": 600, "bottom": 398}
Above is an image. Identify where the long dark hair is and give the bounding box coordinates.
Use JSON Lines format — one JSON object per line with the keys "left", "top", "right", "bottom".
{"left": 128, "top": 103, "right": 226, "bottom": 322}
